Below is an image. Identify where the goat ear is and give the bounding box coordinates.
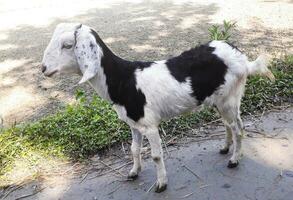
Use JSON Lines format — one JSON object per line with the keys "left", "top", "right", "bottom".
{"left": 78, "top": 66, "right": 98, "bottom": 84}
{"left": 74, "top": 27, "right": 103, "bottom": 84}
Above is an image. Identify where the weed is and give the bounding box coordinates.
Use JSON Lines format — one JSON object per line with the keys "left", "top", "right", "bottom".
{"left": 209, "top": 20, "right": 237, "bottom": 41}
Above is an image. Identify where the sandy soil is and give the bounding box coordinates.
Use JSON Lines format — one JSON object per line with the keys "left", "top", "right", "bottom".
{"left": 0, "top": 0, "right": 293, "bottom": 126}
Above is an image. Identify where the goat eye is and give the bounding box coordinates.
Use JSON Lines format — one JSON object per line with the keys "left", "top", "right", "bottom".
{"left": 62, "top": 43, "right": 73, "bottom": 49}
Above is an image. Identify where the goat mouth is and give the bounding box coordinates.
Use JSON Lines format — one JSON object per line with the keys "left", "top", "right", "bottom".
{"left": 45, "top": 70, "right": 58, "bottom": 77}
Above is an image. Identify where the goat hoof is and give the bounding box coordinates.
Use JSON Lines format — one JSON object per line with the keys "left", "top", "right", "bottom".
{"left": 127, "top": 172, "right": 138, "bottom": 180}
{"left": 155, "top": 182, "right": 167, "bottom": 193}
{"left": 219, "top": 148, "right": 229, "bottom": 154}
{"left": 227, "top": 160, "right": 239, "bottom": 168}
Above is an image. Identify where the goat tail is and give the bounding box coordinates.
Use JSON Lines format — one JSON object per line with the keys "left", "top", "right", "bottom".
{"left": 247, "top": 54, "right": 275, "bottom": 82}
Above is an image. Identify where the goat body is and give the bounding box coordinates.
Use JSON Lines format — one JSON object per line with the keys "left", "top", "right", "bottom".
{"left": 42, "top": 23, "right": 274, "bottom": 193}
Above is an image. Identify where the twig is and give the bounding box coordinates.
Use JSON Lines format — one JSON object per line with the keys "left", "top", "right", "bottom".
{"left": 99, "top": 160, "right": 127, "bottom": 177}
{"left": 270, "top": 105, "right": 291, "bottom": 111}
{"left": 182, "top": 165, "right": 204, "bottom": 183}
{"left": 245, "top": 129, "right": 268, "bottom": 136}
{"left": 146, "top": 181, "right": 156, "bottom": 193}
{"left": 161, "top": 127, "right": 167, "bottom": 137}
{"left": 92, "top": 158, "right": 125, "bottom": 168}
{"left": 107, "top": 185, "right": 122, "bottom": 195}
{"left": 89, "top": 161, "right": 132, "bottom": 179}
{"left": 202, "top": 118, "right": 221, "bottom": 126}
{"left": 199, "top": 184, "right": 210, "bottom": 189}
{"left": 166, "top": 136, "right": 178, "bottom": 145}
{"left": 171, "top": 124, "right": 177, "bottom": 134}
{"left": 278, "top": 118, "right": 289, "bottom": 123}
{"left": 245, "top": 129, "right": 286, "bottom": 139}
{"left": 121, "top": 142, "right": 127, "bottom": 156}
{"left": 180, "top": 192, "right": 194, "bottom": 199}
{"left": 1, "top": 185, "right": 23, "bottom": 200}
{"left": 162, "top": 137, "right": 169, "bottom": 156}
{"left": 62, "top": 162, "right": 79, "bottom": 175}
{"left": 79, "top": 171, "right": 89, "bottom": 184}
{"left": 15, "top": 187, "right": 46, "bottom": 200}
{"left": 209, "top": 132, "right": 226, "bottom": 137}
{"left": 112, "top": 153, "right": 123, "bottom": 160}
{"left": 186, "top": 136, "right": 225, "bottom": 143}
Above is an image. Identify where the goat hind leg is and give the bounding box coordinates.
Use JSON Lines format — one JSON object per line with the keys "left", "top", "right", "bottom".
{"left": 128, "top": 128, "right": 143, "bottom": 179}
{"left": 227, "top": 114, "right": 244, "bottom": 167}
{"left": 227, "top": 120, "right": 242, "bottom": 168}
{"left": 145, "top": 127, "right": 168, "bottom": 193}
{"left": 217, "top": 106, "right": 242, "bottom": 168}
{"left": 219, "top": 123, "right": 233, "bottom": 154}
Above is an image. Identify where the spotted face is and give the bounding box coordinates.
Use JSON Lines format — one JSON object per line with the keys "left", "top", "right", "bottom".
{"left": 41, "top": 23, "right": 103, "bottom": 84}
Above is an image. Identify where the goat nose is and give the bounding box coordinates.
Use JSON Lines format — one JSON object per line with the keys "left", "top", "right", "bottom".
{"left": 41, "top": 64, "right": 47, "bottom": 73}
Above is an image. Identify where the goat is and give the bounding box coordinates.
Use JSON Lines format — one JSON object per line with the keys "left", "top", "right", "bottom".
{"left": 41, "top": 23, "right": 275, "bottom": 193}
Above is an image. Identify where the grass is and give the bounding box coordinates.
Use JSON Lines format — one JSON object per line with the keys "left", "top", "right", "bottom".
{"left": 0, "top": 94, "right": 129, "bottom": 186}
{"left": 0, "top": 21, "right": 292, "bottom": 187}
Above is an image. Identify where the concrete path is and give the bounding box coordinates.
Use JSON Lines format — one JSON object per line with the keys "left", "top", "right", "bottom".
{"left": 4, "top": 108, "right": 293, "bottom": 200}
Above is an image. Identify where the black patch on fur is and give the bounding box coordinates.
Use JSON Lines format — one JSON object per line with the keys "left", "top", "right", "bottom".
{"left": 89, "top": 42, "right": 94, "bottom": 50}
{"left": 166, "top": 43, "right": 227, "bottom": 104}
{"left": 90, "top": 29, "right": 153, "bottom": 121}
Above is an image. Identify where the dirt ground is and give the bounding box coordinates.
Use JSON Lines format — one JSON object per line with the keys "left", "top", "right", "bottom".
{"left": 1, "top": 108, "right": 292, "bottom": 200}
{"left": 0, "top": 0, "right": 293, "bottom": 126}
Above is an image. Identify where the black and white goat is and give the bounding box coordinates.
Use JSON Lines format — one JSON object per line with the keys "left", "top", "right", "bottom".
{"left": 42, "top": 23, "right": 275, "bottom": 192}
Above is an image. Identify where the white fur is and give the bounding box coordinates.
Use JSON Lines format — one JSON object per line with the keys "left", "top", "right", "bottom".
{"left": 135, "top": 61, "right": 197, "bottom": 126}
{"left": 42, "top": 23, "right": 81, "bottom": 77}
{"left": 209, "top": 40, "right": 248, "bottom": 76}
{"left": 88, "top": 66, "right": 111, "bottom": 101}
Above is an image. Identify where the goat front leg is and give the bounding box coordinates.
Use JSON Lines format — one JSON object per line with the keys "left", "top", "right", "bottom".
{"left": 145, "top": 127, "right": 167, "bottom": 193}
{"left": 128, "top": 128, "right": 143, "bottom": 179}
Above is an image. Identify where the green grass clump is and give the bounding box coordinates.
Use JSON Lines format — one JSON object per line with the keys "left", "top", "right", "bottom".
{"left": 209, "top": 20, "right": 237, "bottom": 41}
{"left": 0, "top": 93, "right": 128, "bottom": 185}
{"left": 2, "top": 94, "right": 129, "bottom": 158}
